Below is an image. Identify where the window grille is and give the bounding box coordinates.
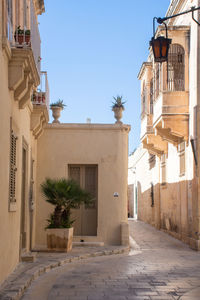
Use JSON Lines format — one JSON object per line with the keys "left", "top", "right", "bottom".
{"left": 9, "top": 130, "right": 17, "bottom": 203}
{"left": 168, "top": 44, "right": 185, "bottom": 91}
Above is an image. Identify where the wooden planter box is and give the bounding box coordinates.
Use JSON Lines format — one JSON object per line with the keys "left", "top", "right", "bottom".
{"left": 46, "top": 228, "right": 73, "bottom": 252}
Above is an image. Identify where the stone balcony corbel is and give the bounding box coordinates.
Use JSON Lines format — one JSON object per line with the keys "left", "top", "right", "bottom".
{"left": 8, "top": 48, "right": 40, "bottom": 109}
{"left": 31, "top": 105, "right": 49, "bottom": 139}
{"left": 142, "top": 132, "right": 168, "bottom": 157}
{"left": 143, "top": 139, "right": 164, "bottom": 157}
{"left": 155, "top": 115, "right": 188, "bottom": 146}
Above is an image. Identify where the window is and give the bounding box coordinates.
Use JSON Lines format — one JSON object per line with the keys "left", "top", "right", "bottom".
{"left": 168, "top": 44, "right": 185, "bottom": 91}
{"left": 141, "top": 81, "right": 146, "bottom": 119}
{"left": 155, "top": 63, "right": 160, "bottom": 99}
{"left": 150, "top": 183, "right": 154, "bottom": 207}
{"left": 149, "top": 154, "right": 156, "bottom": 170}
{"left": 161, "top": 154, "right": 166, "bottom": 186}
{"left": 6, "top": 0, "right": 13, "bottom": 41}
{"left": 150, "top": 78, "right": 154, "bottom": 114}
{"left": 9, "top": 129, "right": 17, "bottom": 205}
{"left": 6, "top": 0, "right": 12, "bottom": 23}
{"left": 23, "top": 0, "right": 27, "bottom": 28}
{"left": 178, "top": 141, "right": 185, "bottom": 176}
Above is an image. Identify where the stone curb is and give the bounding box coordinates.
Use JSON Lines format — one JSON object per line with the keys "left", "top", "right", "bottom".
{"left": 0, "top": 246, "right": 129, "bottom": 300}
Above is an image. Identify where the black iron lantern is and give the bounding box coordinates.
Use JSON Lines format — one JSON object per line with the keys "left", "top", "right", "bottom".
{"left": 150, "top": 18, "right": 171, "bottom": 63}
{"left": 150, "top": 36, "right": 171, "bottom": 62}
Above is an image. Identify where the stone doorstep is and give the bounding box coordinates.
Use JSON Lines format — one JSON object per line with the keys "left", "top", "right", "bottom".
{"left": 73, "top": 241, "right": 104, "bottom": 247}
{"left": 0, "top": 246, "right": 129, "bottom": 300}
{"left": 21, "top": 252, "right": 37, "bottom": 262}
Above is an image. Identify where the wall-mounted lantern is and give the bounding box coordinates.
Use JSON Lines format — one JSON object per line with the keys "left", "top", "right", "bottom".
{"left": 150, "top": 6, "right": 200, "bottom": 62}
{"left": 150, "top": 35, "right": 171, "bottom": 63}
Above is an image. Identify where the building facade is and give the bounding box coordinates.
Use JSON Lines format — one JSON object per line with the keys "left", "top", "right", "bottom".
{"left": 0, "top": 0, "right": 130, "bottom": 285}
{"left": 129, "top": 0, "right": 200, "bottom": 250}
{"left": 0, "top": 0, "right": 49, "bottom": 284}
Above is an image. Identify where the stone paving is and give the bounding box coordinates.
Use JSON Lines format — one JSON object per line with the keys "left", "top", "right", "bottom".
{"left": 0, "top": 246, "right": 128, "bottom": 300}
{"left": 1, "top": 220, "right": 200, "bottom": 299}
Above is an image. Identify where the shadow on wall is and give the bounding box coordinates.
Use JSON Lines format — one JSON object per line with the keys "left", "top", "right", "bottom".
{"left": 137, "top": 179, "right": 199, "bottom": 246}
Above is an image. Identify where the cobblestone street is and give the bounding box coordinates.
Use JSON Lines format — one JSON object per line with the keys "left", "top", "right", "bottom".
{"left": 20, "top": 220, "right": 200, "bottom": 300}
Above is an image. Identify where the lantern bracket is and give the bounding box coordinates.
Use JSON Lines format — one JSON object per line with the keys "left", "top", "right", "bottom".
{"left": 153, "top": 17, "right": 168, "bottom": 38}
{"left": 154, "top": 5, "right": 200, "bottom": 29}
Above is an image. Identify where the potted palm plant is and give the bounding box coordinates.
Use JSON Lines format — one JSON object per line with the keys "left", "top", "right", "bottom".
{"left": 50, "top": 99, "right": 66, "bottom": 123}
{"left": 112, "top": 95, "right": 126, "bottom": 124}
{"left": 41, "top": 178, "right": 92, "bottom": 252}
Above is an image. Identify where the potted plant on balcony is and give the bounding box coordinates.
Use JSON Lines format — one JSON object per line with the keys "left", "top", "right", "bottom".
{"left": 112, "top": 95, "right": 126, "bottom": 124}
{"left": 14, "top": 26, "right": 31, "bottom": 45}
{"left": 41, "top": 178, "right": 93, "bottom": 252}
{"left": 25, "top": 29, "right": 31, "bottom": 44}
{"left": 50, "top": 99, "right": 66, "bottom": 123}
{"left": 32, "top": 90, "right": 46, "bottom": 105}
{"left": 14, "top": 26, "right": 24, "bottom": 44}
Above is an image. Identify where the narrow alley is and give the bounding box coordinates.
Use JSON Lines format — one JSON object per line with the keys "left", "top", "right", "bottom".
{"left": 19, "top": 220, "right": 200, "bottom": 300}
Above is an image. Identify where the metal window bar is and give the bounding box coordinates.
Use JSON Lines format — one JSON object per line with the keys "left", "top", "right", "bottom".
{"left": 167, "top": 44, "right": 185, "bottom": 91}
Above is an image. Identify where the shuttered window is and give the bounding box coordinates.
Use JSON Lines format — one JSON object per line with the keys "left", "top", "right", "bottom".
{"left": 178, "top": 142, "right": 185, "bottom": 176}
{"left": 155, "top": 63, "right": 160, "bottom": 99}
{"left": 9, "top": 130, "right": 17, "bottom": 203}
{"left": 161, "top": 154, "right": 166, "bottom": 186}
{"left": 141, "top": 81, "right": 146, "bottom": 119}
{"left": 150, "top": 78, "right": 154, "bottom": 114}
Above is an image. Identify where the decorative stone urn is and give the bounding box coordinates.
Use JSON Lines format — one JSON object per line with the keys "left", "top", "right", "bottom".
{"left": 51, "top": 106, "right": 63, "bottom": 123}
{"left": 112, "top": 106, "right": 124, "bottom": 124}
{"left": 46, "top": 227, "right": 73, "bottom": 252}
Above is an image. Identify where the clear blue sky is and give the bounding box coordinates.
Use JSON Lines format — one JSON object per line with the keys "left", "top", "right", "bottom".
{"left": 39, "top": 0, "right": 170, "bottom": 153}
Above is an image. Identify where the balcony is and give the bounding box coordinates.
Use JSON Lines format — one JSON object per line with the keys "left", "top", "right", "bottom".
{"left": 153, "top": 90, "right": 189, "bottom": 145}
{"left": 32, "top": 72, "right": 49, "bottom": 109}
{"left": 3, "top": 0, "right": 41, "bottom": 109}
{"left": 141, "top": 114, "right": 168, "bottom": 156}
{"left": 140, "top": 114, "right": 154, "bottom": 140}
{"left": 31, "top": 72, "right": 49, "bottom": 138}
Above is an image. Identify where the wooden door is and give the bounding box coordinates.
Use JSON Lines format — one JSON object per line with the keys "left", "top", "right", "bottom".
{"left": 69, "top": 165, "right": 98, "bottom": 236}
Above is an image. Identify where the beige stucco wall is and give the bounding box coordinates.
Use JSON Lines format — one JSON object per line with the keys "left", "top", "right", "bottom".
{"left": 34, "top": 123, "right": 130, "bottom": 247}
{"left": 0, "top": 0, "right": 46, "bottom": 285}
{"left": 0, "top": 48, "right": 38, "bottom": 284}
